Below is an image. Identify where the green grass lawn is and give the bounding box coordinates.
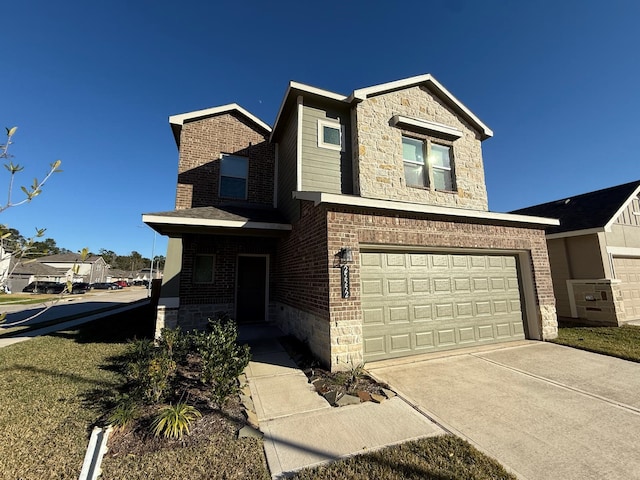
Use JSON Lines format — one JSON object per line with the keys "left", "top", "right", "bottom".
{"left": 0, "top": 294, "right": 57, "bottom": 304}
{"left": 552, "top": 324, "right": 640, "bottom": 362}
{"left": 292, "top": 435, "right": 516, "bottom": 480}
{"left": 0, "top": 305, "right": 157, "bottom": 479}
{"left": 1, "top": 305, "right": 517, "bottom": 480}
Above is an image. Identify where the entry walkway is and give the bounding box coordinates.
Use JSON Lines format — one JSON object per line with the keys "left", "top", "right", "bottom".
{"left": 239, "top": 325, "right": 444, "bottom": 478}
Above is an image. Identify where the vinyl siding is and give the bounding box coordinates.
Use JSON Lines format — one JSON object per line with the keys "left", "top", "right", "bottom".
{"left": 547, "top": 238, "right": 572, "bottom": 317}
{"left": 301, "top": 103, "right": 352, "bottom": 194}
{"left": 613, "top": 195, "right": 640, "bottom": 227}
{"left": 276, "top": 106, "right": 300, "bottom": 222}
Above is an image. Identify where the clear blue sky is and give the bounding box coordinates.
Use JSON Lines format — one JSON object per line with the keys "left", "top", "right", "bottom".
{"left": 4, "top": 0, "right": 639, "bottom": 259}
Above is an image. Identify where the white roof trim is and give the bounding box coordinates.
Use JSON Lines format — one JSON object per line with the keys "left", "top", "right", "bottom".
{"left": 289, "top": 81, "right": 348, "bottom": 102}
{"left": 546, "top": 227, "right": 604, "bottom": 240}
{"left": 391, "top": 115, "right": 463, "bottom": 138}
{"left": 351, "top": 74, "right": 493, "bottom": 139}
{"left": 169, "top": 103, "right": 272, "bottom": 133}
{"left": 270, "top": 81, "right": 348, "bottom": 142}
{"left": 607, "top": 246, "right": 640, "bottom": 257}
{"left": 142, "top": 214, "right": 292, "bottom": 231}
{"left": 292, "top": 191, "right": 559, "bottom": 227}
{"left": 603, "top": 184, "right": 640, "bottom": 231}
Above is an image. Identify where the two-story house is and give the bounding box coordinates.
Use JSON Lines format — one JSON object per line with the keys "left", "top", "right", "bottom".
{"left": 143, "top": 74, "right": 559, "bottom": 371}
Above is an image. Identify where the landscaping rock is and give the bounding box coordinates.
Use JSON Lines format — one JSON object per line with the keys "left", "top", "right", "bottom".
{"left": 357, "top": 391, "right": 372, "bottom": 402}
{"left": 238, "top": 425, "right": 263, "bottom": 439}
{"left": 382, "top": 388, "right": 396, "bottom": 399}
{"left": 336, "top": 394, "right": 361, "bottom": 407}
{"left": 371, "top": 393, "right": 386, "bottom": 404}
{"left": 245, "top": 409, "right": 260, "bottom": 428}
{"left": 323, "top": 390, "right": 338, "bottom": 405}
{"left": 312, "top": 378, "right": 330, "bottom": 393}
{"left": 240, "top": 394, "right": 254, "bottom": 411}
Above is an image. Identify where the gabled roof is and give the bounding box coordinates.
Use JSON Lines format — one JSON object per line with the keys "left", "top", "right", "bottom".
{"left": 9, "top": 258, "right": 61, "bottom": 276}
{"left": 169, "top": 103, "right": 272, "bottom": 148}
{"left": 511, "top": 180, "right": 640, "bottom": 236}
{"left": 271, "top": 73, "right": 493, "bottom": 142}
{"left": 35, "top": 253, "right": 103, "bottom": 263}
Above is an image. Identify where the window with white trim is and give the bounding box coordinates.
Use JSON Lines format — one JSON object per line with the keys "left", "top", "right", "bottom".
{"left": 194, "top": 254, "right": 215, "bottom": 283}
{"left": 219, "top": 154, "right": 248, "bottom": 199}
{"left": 317, "top": 119, "right": 343, "bottom": 151}
{"left": 402, "top": 136, "right": 454, "bottom": 191}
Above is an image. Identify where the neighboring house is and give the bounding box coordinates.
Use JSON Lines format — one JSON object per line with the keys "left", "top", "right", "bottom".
{"left": 8, "top": 257, "right": 65, "bottom": 292}
{"left": 143, "top": 73, "right": 559, "bottom": 370}
{"left": 513, "top": 180, "right": 640, "bottom": 326}
{"left": 34, "top": 253, "right": 108, "bottom": 284}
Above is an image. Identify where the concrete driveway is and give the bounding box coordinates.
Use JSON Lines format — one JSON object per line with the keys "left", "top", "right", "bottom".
{"left": 368, "top": 341, "right": 640, "bottom": 480}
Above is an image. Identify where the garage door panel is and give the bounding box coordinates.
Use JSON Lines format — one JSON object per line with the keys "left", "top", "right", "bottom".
{"left": 389, "top": 306, "right": 410, "bottom": 323}
{"left": 415, "top": 331, "right": 435, "bottom": 349}
{"left": 362, "top": 307, "right": 384, "bottom": 325}
{"left": 362, "top": 252, "right": 526, "bottom": 361}
{"left": 613, "top": 256, "right": 640, "bottom": 321}
{"left": 389, "top": 334, "right": 411, "bottom": 353}
{"left": 478, "top": 324, "right": 495, "bottom": 339}
{"left": 413, "top": 304, "right": 433, "bottom": 320}
{"left": 387, "top": 278, "right": 408, "bottom": 294}
{"left": 458, "top": 327, "right": 476, "bottom": 343}
{"left": 361, "top": 278, "right": 383, "bottom": 295}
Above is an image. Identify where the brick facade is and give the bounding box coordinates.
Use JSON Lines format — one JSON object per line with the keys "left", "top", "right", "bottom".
{"left": 177, "top": 234, "right": 278, "bottom": 330}
{"left": 176, "top": 112, "right": 275, "bottom": 209}
{"left": 270, "top": 203, "right": 557, "bottom": 370}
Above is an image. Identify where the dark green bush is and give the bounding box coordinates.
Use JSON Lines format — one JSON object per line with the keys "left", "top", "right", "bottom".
{"left": 194, "top": 316, "right": 251, "bottom": 407}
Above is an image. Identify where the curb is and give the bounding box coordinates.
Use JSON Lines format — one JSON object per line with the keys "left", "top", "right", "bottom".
{"left": 79, "top": 425, "right": 112, "bottom": 480}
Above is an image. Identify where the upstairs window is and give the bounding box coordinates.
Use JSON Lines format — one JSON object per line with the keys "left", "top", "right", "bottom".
{"left": 402, "top": 136, "right": 455, "bottom": 192}
{"left": 219, "top": 154, "right": 248, "bottom": 199}
{"left": 402, "top": 137, "right": 426, "bottom": 187}
{"left": 318, "top": 119, "right": 343, "bottom": 151}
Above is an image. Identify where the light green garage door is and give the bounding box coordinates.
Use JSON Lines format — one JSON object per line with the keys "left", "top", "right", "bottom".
{"left": 361, "top": 251, "right": 526, "bottom": 362}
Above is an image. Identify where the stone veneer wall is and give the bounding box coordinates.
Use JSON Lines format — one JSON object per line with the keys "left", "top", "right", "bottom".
{"left": 324, "top": 208, "right": 558, "bottom": 369}
{"left": 176, "top": 111, "right": 275, "bottom": 209}
{"left": 353, "top": 86, "right": 489, "bottom": 210}
{"left": 567, "top": 279, "right": 625, "bottom": 326}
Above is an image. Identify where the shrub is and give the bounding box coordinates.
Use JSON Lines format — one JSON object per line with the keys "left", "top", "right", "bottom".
{"left": 108, "top": 396, "right": 139, "bottom": 431}
{"left": 195, "top": 316, "right": 251, "bottom": 407}
{"left": 151, "top": 402, "right": 202, "bottom": 439}
{"left": 125, "top": 339, "right": 176, "bottom": 403}
{"left": 158, "top": 327, "right": 190, "bottom": 363}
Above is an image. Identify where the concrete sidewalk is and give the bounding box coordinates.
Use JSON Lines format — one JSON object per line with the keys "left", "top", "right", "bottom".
{"left": 239, "top": 326, "right": 444, "bottom": 478}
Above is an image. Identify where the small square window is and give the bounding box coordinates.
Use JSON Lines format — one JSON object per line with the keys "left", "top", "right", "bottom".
{"left": 220, "top": 154, "right": 248, "bottom": 199}
{"left": 318, "top": 119, "right": 343, "bottom": 151}
{"left": 194, "top": 254, "right": 215, "bottom": 283}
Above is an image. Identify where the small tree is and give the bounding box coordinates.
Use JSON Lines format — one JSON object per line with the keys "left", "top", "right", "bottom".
{"left": 0, "top": 126, "right": 62, "bottom": 324}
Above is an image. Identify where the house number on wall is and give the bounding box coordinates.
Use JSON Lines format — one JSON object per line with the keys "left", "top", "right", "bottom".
{"left": 341, "top": 265, "right": 350, "bottom": 298}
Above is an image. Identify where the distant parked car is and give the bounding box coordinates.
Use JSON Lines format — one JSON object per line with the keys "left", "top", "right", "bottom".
{"left": 113, "top": 280, "right": 128, "bottom": 288}
{"left": 71, "top": 282, "right": 91, "bottom": 294}
{"left": 132, "top": 280, "right": 149, "bottom": 287}
{"left": 22, "top": 281, "right": 65, "bottom": 294}
{"left": 91, "top": 282, "right": 119, "bottom": 290}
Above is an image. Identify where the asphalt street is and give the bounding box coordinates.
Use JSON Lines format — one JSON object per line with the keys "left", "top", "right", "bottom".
{"left": 0, "top": 288, "right": 149, "bottom": 327}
